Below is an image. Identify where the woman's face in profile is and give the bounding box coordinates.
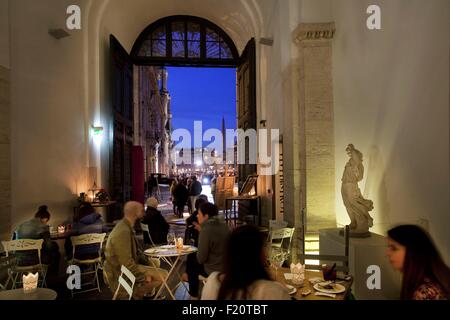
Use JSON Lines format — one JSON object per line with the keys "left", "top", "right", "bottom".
{"left": 386, "top": 238, "right": 406, "bottom": 272}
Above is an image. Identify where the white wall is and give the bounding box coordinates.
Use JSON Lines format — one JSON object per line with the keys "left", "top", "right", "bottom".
{"left": 0, "top": 0, "right": 10, "bottom": 68}
{"left": 9, "top": 0, "right": 90, "bottom": 230}
{"left": 332, "top": 0, "right": 450, "bottom": 262}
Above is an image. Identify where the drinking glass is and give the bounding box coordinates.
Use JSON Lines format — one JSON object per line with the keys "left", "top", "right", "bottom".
{"left": 167, "top": 232, "right": 176, "bottom": 246}
{"left": 270, "top": 251, "right": 288, "bottom": 280}
{"left": 322, "top": 264, "right": 337, "bottom": 281}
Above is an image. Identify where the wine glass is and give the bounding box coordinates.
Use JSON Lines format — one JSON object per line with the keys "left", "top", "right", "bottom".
{"left": 167, "top": 232, "right": 175, "bottom": 246}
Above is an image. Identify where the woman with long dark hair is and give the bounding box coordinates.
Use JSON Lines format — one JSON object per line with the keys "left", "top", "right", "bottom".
{"left": 386, "top": 225, "right": 450, "bottom": 300}
{"left": 201, "top": 225, "right": 290, "bottom": 300}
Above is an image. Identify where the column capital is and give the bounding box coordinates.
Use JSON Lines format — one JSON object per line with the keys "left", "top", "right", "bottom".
{"left": 293, "top": 22, "right": 336, "bottom": 43}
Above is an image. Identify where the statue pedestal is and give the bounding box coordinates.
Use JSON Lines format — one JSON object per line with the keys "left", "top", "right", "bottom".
{"left": 319, "top": 228, "right": 401, "bottom": 299}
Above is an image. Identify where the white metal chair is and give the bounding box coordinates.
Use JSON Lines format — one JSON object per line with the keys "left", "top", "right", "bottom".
{"left": 0, "top": 254, "right": 15, "bottom": 290}
{"left": 1, "top": 239, "right": 47, "bottom": 289}
{"left": 140, "top": 223, "right": 156, "bottom": 247}
{"left": 112, "top": 265, "right": 136, "bottom": 300}
{"left": 140, "top": 223, "right": 173, "bottom": 268}
{"left": 266, "top": 220, "right": 288, "bottom": 241}
{"left": 69, "top": 233, "right": 106, "bottom": 296}
{"left": 267, "top": 227, "right": 295, "bottom": 264}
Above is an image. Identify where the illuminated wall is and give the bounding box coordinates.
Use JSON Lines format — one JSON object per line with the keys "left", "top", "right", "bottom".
{"left": 332, "top": 0, "right": 450, "bottom": 262}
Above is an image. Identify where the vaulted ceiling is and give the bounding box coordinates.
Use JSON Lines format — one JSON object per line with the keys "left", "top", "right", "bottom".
{"left": 96, "top": 0, "right": 266, "bottom": 54}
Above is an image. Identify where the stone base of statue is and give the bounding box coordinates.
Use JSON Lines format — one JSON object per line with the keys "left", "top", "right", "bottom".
{"left": 320, "top": 228, "right": 401, "bottom": 299}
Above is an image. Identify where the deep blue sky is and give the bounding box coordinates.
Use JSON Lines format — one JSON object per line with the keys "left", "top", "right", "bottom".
{"left": 167, "top": 67, "right": 236, "bottom": 148}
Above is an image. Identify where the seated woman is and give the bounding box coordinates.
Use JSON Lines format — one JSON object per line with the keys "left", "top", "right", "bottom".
{"left": 14, "top": 205, "right": 60, "bottom": 276}
{"left": 141, "top": 197, "right": 169, "bottom": 245}
{"left": 65, "top": 202, "right": 108, "bottom": 261}
{"left": 201, "top": 224, "right": 290, "bottom": 300}
{"left": 386, "top": 225, "right": 449, "bottom": 300}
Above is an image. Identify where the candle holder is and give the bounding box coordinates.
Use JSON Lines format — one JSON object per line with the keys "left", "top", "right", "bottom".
{"left": 88, "top": 181, "right": 101, "bottom": 203}
{"left": 58, "top": 225, "right": 65, "bottom": 234}
{"left": 23, "top": 273, "right": 39, "bottom": 293}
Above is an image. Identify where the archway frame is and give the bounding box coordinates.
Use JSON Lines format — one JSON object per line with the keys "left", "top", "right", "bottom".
{"left": 131, "top": 15, "right": 240, "bottom": 67}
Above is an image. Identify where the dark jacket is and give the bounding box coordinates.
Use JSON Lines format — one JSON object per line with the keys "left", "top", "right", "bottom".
{"left": 14, "top": 218, "right": 51, "bottom": 246}
{"left": 197, "top": 216, "right": 230, "bottom": 275}
{"left": 185, "top": 210, "right": 200, "bottom": 246}
{"left": 13, "top": 218, "right": 55, "bottom": 266}
{"left": 65, "top": 212, "right": 107, "bottom": 260}
{"left": 173, "top": 183, "right": 189, "bottom": 207}
{"left": 189, "top": 181, "right": 203, "bottom": 196}
{"left": 142, "top": 207, "right": 169, "bottom": 245}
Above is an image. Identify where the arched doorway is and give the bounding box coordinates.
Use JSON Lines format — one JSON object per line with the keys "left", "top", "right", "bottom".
{"left": 110, "top": 15, "right": 256, "bottom": 205}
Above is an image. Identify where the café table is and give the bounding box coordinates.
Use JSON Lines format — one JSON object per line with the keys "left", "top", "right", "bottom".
{"left": 144, "top": 245, "right": 197, "bottom": 300}
{"left": 272, "top": 267, "right": 353, "bottom": 300}
{"left": 0, "top": 288, "right": 57, "bottom": 300}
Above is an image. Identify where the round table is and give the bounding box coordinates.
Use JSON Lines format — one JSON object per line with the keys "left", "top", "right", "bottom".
{"left": 144, "top": 245, "right": 198, "bottom": 300}
{"left": 0, "top": 288, "right": 57, "bottom": 300}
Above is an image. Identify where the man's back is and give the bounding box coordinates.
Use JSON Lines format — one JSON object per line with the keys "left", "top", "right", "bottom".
{"left": 190, "top": 181, "right": 203, "bottom": 196}
{"left": 197, "top": 216, "right": 230, "bottom": 274}
{"left": 15, "top": 218, "right": 48, "bottom": 240}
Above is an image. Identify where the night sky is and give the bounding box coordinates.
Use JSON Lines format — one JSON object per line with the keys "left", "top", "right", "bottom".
{"left": 167, "top": 67, "right": 236, "bottom": 148}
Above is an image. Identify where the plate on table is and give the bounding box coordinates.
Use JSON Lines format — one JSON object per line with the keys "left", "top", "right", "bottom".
{"left": 285, "top": 284, "right": 297, "bottom": 295}
{"left": 313, "top": 282, "right": 345, "bottom": 294}
{"left": 181, "top": 246, "right": 196, "bottom": 253}
{"left": 144, "top": 247, "right": 169, "bottom": 255}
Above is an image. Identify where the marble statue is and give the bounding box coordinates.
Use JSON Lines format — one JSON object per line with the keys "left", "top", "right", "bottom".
{"left": 341, "top": 144, "right": 374, "bottom": 237}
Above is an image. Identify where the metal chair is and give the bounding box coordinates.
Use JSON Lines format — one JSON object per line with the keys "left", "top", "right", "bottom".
{"left": 299, "top": 225, "right": 350, "bottom": 274}
{"left": 267, "top": 227, "right": 295, "bottom": 264}
{"left": 1, "top": 239, "right": 47, "bottom": 289}
{"left": 69, "top": 233, "right": 106, "bottom": 296}
{"left": 112, "top": 265, "right": 136, "bottom": 300}
{"left": 140, "top": 223, "right": 157, "bottom": 247}
{"left": 0, "top": 254, "right": 15, "bottom": 290}
{"left": 141, "top": 223, "right": 176, "bottom": 270}
{"left": 265, "top": 220, "right": 288, "bottom": 240}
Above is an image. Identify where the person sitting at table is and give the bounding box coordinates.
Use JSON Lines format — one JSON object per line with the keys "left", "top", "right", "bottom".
{"left": 65, "top": 202, "right": 108, "bottom": 261}
{"left": 13, "top": 205, "right": 61, "bottom": 276}
{"left": 186, "top": 202, "right": 229, "bottom": 299}
{"left": 185, "top": 195, "right": 208, "bottom": 245}
{"left": 386, "top": 224, "right": 450, "bottom": 300}
{"left": 201, "top": 224, "right": 290, "bottom": 300}
{"left": 142, "top": 197, "right": 169, "bottom": 245}
{"left": 103, "top": 201, "right": 168, "bottom": 299}
{"left": 182, "top": 196, "right": 208, "bottom": 295}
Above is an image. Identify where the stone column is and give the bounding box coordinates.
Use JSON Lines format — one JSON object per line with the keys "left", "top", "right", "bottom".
{"left": 293, "top": 23, "right": 337, "bottom": 233}
{"left": 0, "top": 65, "right": 11, "bottom": 240}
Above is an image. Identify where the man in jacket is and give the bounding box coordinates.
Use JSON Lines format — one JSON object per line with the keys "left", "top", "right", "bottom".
{"left": 187, "top": 202, "right": 229, "bottom": 298}
{"left": 103, "top": 201, "right": 168, "bottom": 299}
